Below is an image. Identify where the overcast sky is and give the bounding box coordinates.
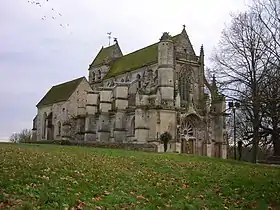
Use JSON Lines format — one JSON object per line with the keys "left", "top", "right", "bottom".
{"left": 0, "top": 0, "right": 250, "bottom": 140}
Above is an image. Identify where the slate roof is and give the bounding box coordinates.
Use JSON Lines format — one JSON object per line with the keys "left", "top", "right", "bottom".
{"left": 103, "top": 43, "right": 158, "bottom": 79}
{"left": 90, "top": 44, "right": 117, "bottom": 67}
{"left": 101, "top": 34, "right": 182, "bottom": 80}
{"left": 36, "top": 77, "right": 85, "bottom": 107}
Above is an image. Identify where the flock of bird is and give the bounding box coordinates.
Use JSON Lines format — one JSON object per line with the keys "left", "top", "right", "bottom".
{"left": 27, "top": 0, "right": 72, "bottom": 32}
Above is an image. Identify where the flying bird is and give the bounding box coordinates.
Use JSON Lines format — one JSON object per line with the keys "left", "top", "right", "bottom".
{"left": 27, "top": 0, "right": 72, "bottom": 33}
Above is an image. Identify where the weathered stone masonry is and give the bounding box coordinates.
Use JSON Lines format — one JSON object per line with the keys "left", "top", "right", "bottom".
{"left": 32, "top": 26, "right": 228, "bottom": 159}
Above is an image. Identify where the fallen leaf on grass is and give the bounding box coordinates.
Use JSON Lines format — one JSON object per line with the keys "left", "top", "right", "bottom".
{"left": 136, "top": 195, "right": 145, "bottom": 199}
{"left": 103, "top": 190, "right": 110, "bottom": 196}
{"left": 0, "top": 201, "right": 9, "bottom": 208}
{"left": 182, "top": 183, "right": 189, "bottom": 189}
{"left": 92, "top": 194, "right": 101, "bottom": 201}
{"left": 247, "top": 201, "right": 257, "bottom": 208}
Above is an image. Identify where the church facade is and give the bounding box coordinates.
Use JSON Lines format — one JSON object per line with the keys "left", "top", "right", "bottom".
{"left": 32, "top": 27, "right": 228, "bottom": 158}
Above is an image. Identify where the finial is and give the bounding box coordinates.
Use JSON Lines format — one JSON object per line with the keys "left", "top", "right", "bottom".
{"left": 181, "top": 24, "right": 187, "bottom": 36}
{"left": 160, "top": 32, "right": 172, "bottom": 41}
{"left": 107, "top": 32, "right": 112, "bottom": 46}
{"left": 113, "top": 37, "right": 118, "bottom": 44}
{"left": 212, "top": 74, "right": 217, "bottom": 88}
{"left": 200, "top": 44, "right": 204, "bottom": 55}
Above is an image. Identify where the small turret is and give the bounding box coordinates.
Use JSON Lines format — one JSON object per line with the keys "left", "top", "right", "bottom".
{"left": 160, "top": 32, "right": 172, "bottom": 41}
{"left": 211, "top": 74, "right": 225, "bottom": 103}
{"left": 157, "top": 32, "right": 175, "bottom": 102}
{"left": 212, "top": 74, "right": 216, "bottom": 87}
{"left": 158, "top": 32, "right": 174, "bottom": 67}
{"left": 199, "top": 44, "right": 204, "bottom": 64}
{"left": 181, "top": 24, "right": 188, "bottom": 37}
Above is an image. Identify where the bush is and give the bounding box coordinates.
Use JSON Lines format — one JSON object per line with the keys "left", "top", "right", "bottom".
{"left": 10, "top": 129, "right": 32, "bottom": 143}
{"left": 160, "top": 131, "right": 172, "bottom": 152}
{"left": 60, "top": 139, "right": 71, "bottom": 145}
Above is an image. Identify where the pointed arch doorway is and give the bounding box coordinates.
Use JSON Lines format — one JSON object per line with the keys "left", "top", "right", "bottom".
{"left": 181, "top": 121, "right": 195, "bottom": 154}
{"left": 180, "top": 114, "right": 201, "bottom": 154}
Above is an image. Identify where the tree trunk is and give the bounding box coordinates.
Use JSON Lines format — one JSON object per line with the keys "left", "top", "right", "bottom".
{"left": 272, "top": 134, "right": 280, "bottom": 156}
{"left": 252, "top": 112, "right": 260, "bottom": 163}
{"left": 164, "top": 142, "right": 168, "bottom": 152}
{"left": 252, "top": 133, "right": 259, "bottom": 163}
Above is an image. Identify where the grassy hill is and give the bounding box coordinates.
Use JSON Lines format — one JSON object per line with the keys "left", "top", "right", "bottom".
{"left": 0, "top": 143, "right": 279, "bottom": 209}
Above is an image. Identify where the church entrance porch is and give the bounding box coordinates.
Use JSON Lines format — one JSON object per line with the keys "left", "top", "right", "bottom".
{"left": 181, "top": 137, "right": 195, "bottom": 154}
{"left": 180, "top": 119, "right": 196, "bottom": 154}
{"left": 180, "top": 114, "right": 206, "bottom": 155}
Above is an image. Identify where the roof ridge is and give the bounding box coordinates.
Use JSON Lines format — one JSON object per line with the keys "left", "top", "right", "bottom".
{"left": 102, "top": 43, "right": 117, "bottom": 49}
{"left": 118, "top": 33, "right": 181, "bottom": 58}
{"left": 36, "top": 77, "right": 85, "bottom": 107}
{"left": 102, "top": 33, "right": 181, "bottom": 79}
{"left": 52, "top": 76, "right": 85, "bottom": 88}
{"left": 113, "top": 42, "right": 158, "bottom": 62}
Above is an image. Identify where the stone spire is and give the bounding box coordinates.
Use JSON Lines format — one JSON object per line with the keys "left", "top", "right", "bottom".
{"left": 181, "top": 24, "right": 188, "bottom": 36}
{"left": 199, "top": 44, "right": 204, "bottom": 65}
{"left": 211, "top": 74, "right": 220, "bottom": 101}
{"left": 200, "top": 44, "right": 204, "bottom": 56}
{"left": 212, "top": 74, "right": 217, "bottom": 91}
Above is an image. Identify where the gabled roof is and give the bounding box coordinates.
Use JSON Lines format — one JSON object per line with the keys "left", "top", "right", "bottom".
{"left": 90, "top": 43, "right": 122, "bottom": 67}
{"left": 180, "top": 28, "right": 196, "bottom": 55}
{"left": 103, "top": 34, "right": 181, "bottom": 80}
{"left": 36, "top": 77, "right": 85, "bottom": 108}
{"left": 103, "top": 43, "right": 158, "bottom": 79}
{"left": 89, "top": 28, "right": 197, "bottom": 80}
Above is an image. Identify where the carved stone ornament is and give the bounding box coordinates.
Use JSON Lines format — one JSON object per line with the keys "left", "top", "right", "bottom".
{"left": 139, "top": 68, "right": 158, "bottom": 95}
{"left": 160, "top": 32, "right": 172, "bottom": 41}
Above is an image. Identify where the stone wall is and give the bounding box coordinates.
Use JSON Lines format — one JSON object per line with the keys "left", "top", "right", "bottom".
{"left": 36, "top": 78, "right": 92, "bottom": 141}
{"left": 28, "top": 140, "right": 158, "bottom": 152}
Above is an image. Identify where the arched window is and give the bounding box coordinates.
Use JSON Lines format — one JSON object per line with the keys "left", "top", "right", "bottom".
{"left": 179, "top": 73, "right": 188, "bottom": 101}
{"left": 131, "top": 117, "right": 135, "bottom": 135}
{"left": 97, "top": 70, "right": 101, "bottom": 80}
{"left": 57, "top": 121, "right": 61, "bottom": 136}
{"left": 92, "top": 72, "right": 95, "bottom": 82}
{"left": 182, "top": 121, "right": 194, "bottom": 137}
{"left": 136, "top": 74, "right": 141, "bottom": 88}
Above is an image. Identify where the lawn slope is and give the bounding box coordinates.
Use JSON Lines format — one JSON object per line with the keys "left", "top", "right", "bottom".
{"left": 0, "top": 143, "right": 280, "bottom": 209}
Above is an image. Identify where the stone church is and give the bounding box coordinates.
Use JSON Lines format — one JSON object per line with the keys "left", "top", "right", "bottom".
{"left": 32, "top": 26, "right": 228, "bottom": 158}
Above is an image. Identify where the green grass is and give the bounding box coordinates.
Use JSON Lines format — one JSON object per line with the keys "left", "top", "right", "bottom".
{"left": 0, "top": 144, "right": 280, "bottom": 209}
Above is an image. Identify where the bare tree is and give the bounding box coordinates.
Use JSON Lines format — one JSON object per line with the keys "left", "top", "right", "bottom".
{"left": 249, "top": 0, "right": 280, "bottom": 156}
{"left": 259, "top": 67, "right": 280, "bottom": 156}
{"left": 10, "top": 129, "right": 32, "bottom": 143}
{"left": 211, "top": 11, "right": 271, "bottom": 163}
{"left": 252, "top": 0, "right": 280, "bottom": 63}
